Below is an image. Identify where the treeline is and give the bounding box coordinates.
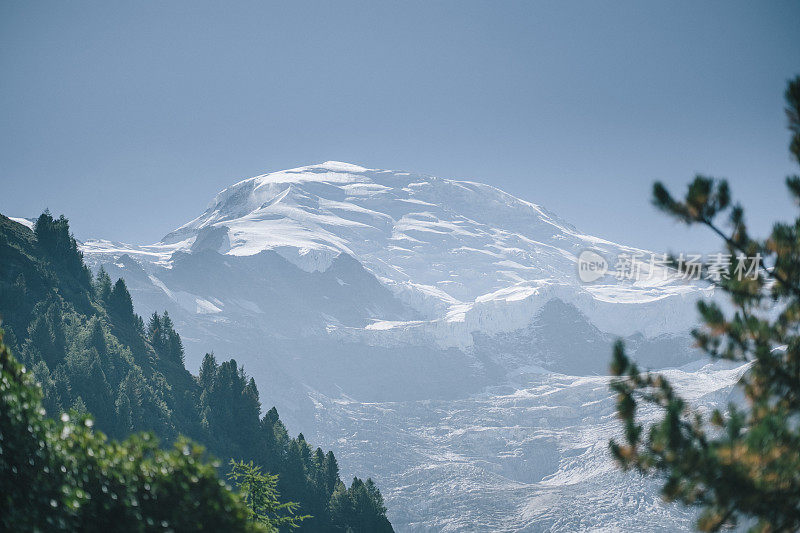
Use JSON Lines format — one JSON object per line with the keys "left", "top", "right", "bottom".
{"left": 1, "top": 331, "right": 262, "bottom": 531}
{"left": 0, "top": 211, "right": 392, "bottom": 532}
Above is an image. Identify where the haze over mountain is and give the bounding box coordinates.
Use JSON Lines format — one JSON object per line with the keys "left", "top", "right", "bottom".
{"left": 75, "top": 161, "right": 737, "bottom": 531}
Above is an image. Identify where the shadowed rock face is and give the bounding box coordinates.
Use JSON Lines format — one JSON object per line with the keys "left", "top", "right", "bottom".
{"left": 474, "top": 298, "right": 698, "bottom": 377}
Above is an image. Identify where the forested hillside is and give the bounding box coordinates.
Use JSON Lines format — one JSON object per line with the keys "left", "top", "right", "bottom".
{"left": 0, "top": 212, "right": 392, "bottom": 532}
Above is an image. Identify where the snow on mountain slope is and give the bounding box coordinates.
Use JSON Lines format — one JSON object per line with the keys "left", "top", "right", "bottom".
{"left": 8, "top": 216, "right": 34, "bottom": 230}
{"left": 84, "top": 161, "right": 710, "bottom": 349}
{"left": 309, "top": 359, "right": 748, "bottom": 532}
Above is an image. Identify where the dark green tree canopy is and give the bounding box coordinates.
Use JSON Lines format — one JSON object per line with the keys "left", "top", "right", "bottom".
{"left": 0, "top": 328, "right": 263, "bottom": 532}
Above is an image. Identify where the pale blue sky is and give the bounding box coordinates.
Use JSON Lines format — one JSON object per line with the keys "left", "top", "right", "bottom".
{"left": 1, "top": 1, "right": 799, "bottom": 252}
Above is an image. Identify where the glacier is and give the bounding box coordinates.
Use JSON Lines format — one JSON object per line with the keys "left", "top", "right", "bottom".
{"left": 79, "top": 161, "right": 740, "bottom": 531}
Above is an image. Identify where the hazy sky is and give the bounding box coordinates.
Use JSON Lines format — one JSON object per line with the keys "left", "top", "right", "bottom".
{"left": 2, "top": 1, "right": 799, "bottom": 253}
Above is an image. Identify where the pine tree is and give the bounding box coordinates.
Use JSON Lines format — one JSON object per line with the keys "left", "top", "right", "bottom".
{"left": 71, "top": 396, "right": 88, "bottom": 415}
{"left": 297, "top": 433, "right": 311, "bottom": 469}
{"left": 33, "top": 211, "right": 91, "bottom": 289}
{"left": 108, "top": 279, "right": 135, "bottom": 323}
{"left": 240, "top": 377, "right": 261, "bottom": 448}
{"left": 324, "top": 450, "right": 341, "bottom": 496}
{"left": 106, "top": 278, "right": 145, "bottom": 350}
{"left": 283, "top": 440, "right": 307, "bottom": 504}
{"left": 198, "top": 352, "right": 218, "bottom": 390}
{"left": 31, "top": 360, "right": 61, "bottom": 415}
{"left": 147, "top": 312, "right": 164, "bottom": 354}
{"left": 87, "top": 317, "right": 107, "bottom": 357}
{"left": 0, "top": 273, "right": 27, "bottom": 329}
{"left": 93, "top": 266, "right": 112, "bottom": 305}
{"left": 114, "top": 389, "right": 133, "bottom": 437}
{"left": 227, "top": 459, "right": 308, "bottom": 531}
{"left": 26, "top": 297, "right": 67, "bottom": 367}
{"left": 162, "top": 311, "right": 185, "bottom": 363}
{"left": 27, "top": 313, "right": 58, "bottom": 366}
{"left": 365, "top": 478, "right": 387, "bottom": 519}
{"left": 118, "top": 369, "right": 143, "bottom": 432}
{"left": 610, "top": 75, "right": 800, "bottom": 531}
{"left": 52, "top": 364, "right": 72, "bottom": 412}
{"left": 85, "top": 356, "right": 114, "bottom": 427}
{"left": 329, "top": 482, "right": 355, "bottom": 531}
{"left": 329, "top": 477, "right": 393, "bottom": 532}
{"left": 312, "top": 447, "right": 327, "bottom": 490}
{"left": 265, "top": 406, "right": 280, "bottom": 427}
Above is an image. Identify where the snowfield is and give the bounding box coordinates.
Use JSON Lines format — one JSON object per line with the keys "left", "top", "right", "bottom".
{"left": 309, "top": 360, "right": 746, "bottom": 532}
{"left": 79, "top": 161, "right": 732, "bottom": 531}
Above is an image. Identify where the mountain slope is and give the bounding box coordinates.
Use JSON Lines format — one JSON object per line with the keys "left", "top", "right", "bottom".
{"left": 0, "top": 212, "right": 393, "bottom": 532}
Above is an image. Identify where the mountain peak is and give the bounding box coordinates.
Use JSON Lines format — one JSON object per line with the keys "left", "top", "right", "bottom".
{"left": 316, "top": 161, "right": 373, "bottom": 172}
{"left": 152, "top": 161, "right": 671, "bottom": 298}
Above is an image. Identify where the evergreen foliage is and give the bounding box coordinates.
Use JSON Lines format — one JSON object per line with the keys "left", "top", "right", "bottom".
{"left": 0, "top": 211, "right": 393, "bottom": 531}
{"left": 33, "top": 211, "right": 91, "bottom": 291}
{"left": 227, "top": 459, "right": 308, "bottom": 531}
{"left": 610, "top": 75, "right": 800, "bottom": 531}
{"left": 0, "top": 328, "right": 262, "bottom": 532}
{"left": 329, "top": 477, "right": 393, "bottom": 532}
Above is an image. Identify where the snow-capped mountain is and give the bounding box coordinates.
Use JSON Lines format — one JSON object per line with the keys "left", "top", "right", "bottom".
{"left": 81, "top": 161, "right": 732, "bottom": 531}
{"left": 85, "top": 161, "right": 706, "bottom": 346}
